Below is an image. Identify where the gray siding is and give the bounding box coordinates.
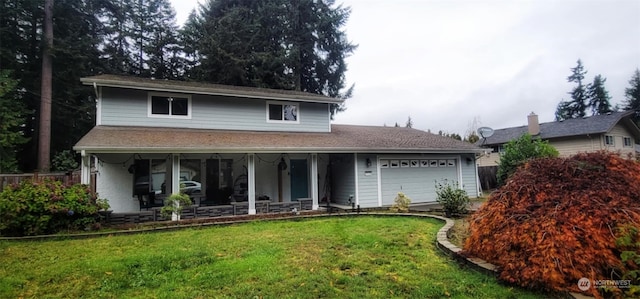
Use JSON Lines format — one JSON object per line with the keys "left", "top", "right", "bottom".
{"left": 356, "top": 154, "right": 379, "bottom": 207}
{"left": 460, "top": 154, "right": 479, "bottom": 197}
{"left": 100, "top": 87, "right": 330, "bottom": 132}
{"left": 330, "top": 154, "right": 355, "bottom": 205}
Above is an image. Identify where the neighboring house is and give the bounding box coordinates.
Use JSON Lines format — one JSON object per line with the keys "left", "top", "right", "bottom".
{"left": 74, "top": 75, "right": 483, "bottom": 213}
{"left": 477, "top": 111, "right": 640, "bottom": 168}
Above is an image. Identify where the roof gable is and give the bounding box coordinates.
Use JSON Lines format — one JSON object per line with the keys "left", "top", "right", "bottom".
{"left": 81, "top": 74, "right": 342, "bottom": 104}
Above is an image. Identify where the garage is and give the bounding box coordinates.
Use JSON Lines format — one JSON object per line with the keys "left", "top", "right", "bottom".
{"left": 379, "top": 157, "right": 459, "bottom": 205}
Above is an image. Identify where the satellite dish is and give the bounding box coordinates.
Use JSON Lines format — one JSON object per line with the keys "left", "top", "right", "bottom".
{"left": 477, "top": 127, "right": 494, "bottom": 138}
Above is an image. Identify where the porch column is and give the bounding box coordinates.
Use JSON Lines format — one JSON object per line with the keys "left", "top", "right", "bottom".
{"left": 171, "top": 154, "right": 181, "bottom": 221}
{"left": 311, "top": 153, "right": 319, "bottom": 210}
{"left": 247, "top": 153, "right": 256, "bottom": 215}
{"left": 354, "top": 153, "right": 359, "bottom": 206}
{"left": 80, "top": 150, "right": 90, "bottom": 185}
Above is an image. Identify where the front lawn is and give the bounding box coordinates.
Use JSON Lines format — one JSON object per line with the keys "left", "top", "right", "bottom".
{"left": 0, "top": 216, "right": 547, "bottom": 298}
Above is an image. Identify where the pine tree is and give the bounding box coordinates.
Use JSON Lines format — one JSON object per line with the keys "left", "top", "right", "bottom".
{"left": 144, "top": 0, "right": 183, "bottom": 79}
{"left": 624, "top": 69, "right": 640, "bottom": 111}
{"left": 100, "top": 0, "right": 134, "bottom": 75}
{"left": 184, "top": 0, "right": 356, "bottom": 117}
{"left": 0, "top": 70, "right": 29, "bottom": 173}
{"left": 101, "top": 0, "right": 182, "bottom": 79}
{"left": 587, "top": 74, "right": 612, "bottom": 115}
{"left": 49, "top": 0, "right": 105, "bottom": 157}
{"left": 555, "top": 60, "right": 588, "bottom": 120}
{"left": 0, "top": 0, "right": 105, "bottom": 171}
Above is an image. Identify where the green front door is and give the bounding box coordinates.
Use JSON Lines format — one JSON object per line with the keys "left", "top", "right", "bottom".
{"left": 290, "top": 159, "right": 309, "bottom": 201}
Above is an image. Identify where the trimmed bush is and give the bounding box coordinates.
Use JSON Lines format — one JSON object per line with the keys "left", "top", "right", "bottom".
{"left": 389, "top": 192, "right": 411, "bottom": 213}
{"left": 462, "top": 151, "right": 640, "bottom": 298}
{"left": 161, "top": 192, "right": 193, "bottom": 221}
{"left": 435, "top": 180, "right": 470, "bottom": 217}
{"left": 0, "top": 179, "right": 108, "bottom": 236}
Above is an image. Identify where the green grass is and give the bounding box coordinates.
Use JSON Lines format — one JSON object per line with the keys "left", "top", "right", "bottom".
{"left": 0, "top": 216, "right": 547, "bottom": 298}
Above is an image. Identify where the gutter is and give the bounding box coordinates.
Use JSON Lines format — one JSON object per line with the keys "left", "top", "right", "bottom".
{"left": 72, "top": 146, "right": 486, "bottom": 155}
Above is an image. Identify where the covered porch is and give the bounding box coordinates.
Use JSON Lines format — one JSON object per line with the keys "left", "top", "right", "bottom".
{"left": 75, "top": 125, "right": 484, "bottom": 218}
{"left": 80, "top": 152, "right": 325, "bottom": 214}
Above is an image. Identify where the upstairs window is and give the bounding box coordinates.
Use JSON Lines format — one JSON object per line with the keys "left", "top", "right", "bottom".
{"left": 623, "top": 137, "right": 633, "bottom": 147}
{"left": 149, "top": 93, "right": 191, "bottom": 118}
{"left": 605, "top": 135, "right": 615, "bottom": 146}
{"left": 267, "top": 101, "right": 299, "bottom": 123}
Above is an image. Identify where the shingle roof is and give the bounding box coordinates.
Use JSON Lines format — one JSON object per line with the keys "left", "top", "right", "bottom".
{"left": 74, "top": 124, "right": 483, "bottom": 154}
{"left": 479, "top": 111, "right": 640, "bottom": 146}
{"left": 80, "top": 74, "right": 342, "bottom": 104}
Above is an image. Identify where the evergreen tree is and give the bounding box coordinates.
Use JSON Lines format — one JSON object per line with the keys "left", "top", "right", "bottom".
{"left": 180, "top": 10, "right": 203, "bottom": 79}
{"left": 100, "top": 0, "right": 183, "bottom": 79}
{"left": 0, "top": 0, "right": 105, "bottom": 171}
{"left": 586, "top": 74, "right": 612, "bottom": 115}
{"left": 49, "top": 0, "right": 105, "bottom": 158}
{"left": 128, "top": 0, "right": 182, "bottom": 78}
{"left": 623, "top": 69, "right": 640, "bottom": 111}
{"left": 100, "top": 0, "right": 134, "bottom": 75}
{"left": 555, "top": 60, "right": 588, "bottom": 120}
{"left": 0, "top": 0, "right": 44, "bottom": 171}
{"left": 184, "top": 0, "right": 356, "bottom": 117}
{"left": 0, "top": 70, "right": 29, "bottom": 173}
{"left": 144, "top": 0, "right": 183, "bottom": 79}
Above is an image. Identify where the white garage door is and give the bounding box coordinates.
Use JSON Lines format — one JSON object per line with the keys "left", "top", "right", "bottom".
{"left": 380, "top": 158, "right": 458, "bottom": 205}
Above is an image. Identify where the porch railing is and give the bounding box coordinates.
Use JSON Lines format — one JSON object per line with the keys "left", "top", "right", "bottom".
{"left": 105, "top": 199, "right": 314, "bottom": 225}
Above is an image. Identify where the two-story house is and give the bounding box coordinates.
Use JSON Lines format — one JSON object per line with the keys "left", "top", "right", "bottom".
{"left": 74, "top": 75, "right": 483, "bottom": 214}
{"left": 478, "top": 111, "right": 640, "bottom": 168}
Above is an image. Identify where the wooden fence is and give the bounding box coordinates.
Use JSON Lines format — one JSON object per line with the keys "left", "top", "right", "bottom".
{"left": 0, "top": 171, "right": 95, "bottom": 192}
{"left": 478, "top": 166, "right": 498, "bottom": 192}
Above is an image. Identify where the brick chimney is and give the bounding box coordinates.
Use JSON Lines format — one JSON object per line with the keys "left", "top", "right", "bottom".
{"left": 528, "top": 112, "right": 540, "bottom": 136}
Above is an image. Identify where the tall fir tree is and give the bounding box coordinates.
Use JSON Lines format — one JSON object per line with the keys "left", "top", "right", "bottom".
{"left": 143, "top": 0, "right": 183, "bottom": 79}
{"left": 623, "top": 69, "right": 640, "bottom": 111}
{"left": 0, "top": 0, "right": 106, "bottom": 171}
{"left": 183, "top": 0, "right": 356, "bottom": 117}
{"left": 0, "top": 70, "right": 29, "bottom": 173}
{"left": 101, "top": 0, "right": 183, "bottom": 79}
{"left": 586, "top": 74, "right": 612, "bottom": 115}
{"left": 555, "top": 59, "right": 588, "bottom": 120}
{"left": 100, "top": 0, "right": 134, "bottom": 75}
{"left": 49, "top": 0, "right": 105, "bottom": 159}
{"left": 623, "top": 68, "right": 640, "bottom": 130}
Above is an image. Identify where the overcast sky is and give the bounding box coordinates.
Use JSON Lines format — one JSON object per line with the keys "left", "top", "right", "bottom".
{"left": 171, "top": 0, "right": 640, "bottom": 136}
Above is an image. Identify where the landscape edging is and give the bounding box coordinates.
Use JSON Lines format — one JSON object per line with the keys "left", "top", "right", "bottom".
{"left": 432, "top": 214, "right": 592, "bottom": 299}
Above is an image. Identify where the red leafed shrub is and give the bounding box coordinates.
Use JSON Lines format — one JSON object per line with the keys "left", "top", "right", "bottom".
{"left": 462, "top": 151, "right": 640, "bottom": 298}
